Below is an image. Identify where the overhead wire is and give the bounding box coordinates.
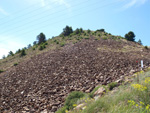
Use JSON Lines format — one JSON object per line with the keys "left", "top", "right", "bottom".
{"left": 0, "top": 0, "right": 105, "bottom": 35}
{"left": 0, "top": 0, "right": 59, "bottom": 21}
{"left": 0, "top": 0, "right": 119, "bottom": 43}
{"left": 0, "top": 0, "right": 74, "bottom": 26}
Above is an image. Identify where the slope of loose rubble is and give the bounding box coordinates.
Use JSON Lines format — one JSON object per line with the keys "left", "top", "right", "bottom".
{"left": 0, "top": 36, "right": 150, "bottom": 112}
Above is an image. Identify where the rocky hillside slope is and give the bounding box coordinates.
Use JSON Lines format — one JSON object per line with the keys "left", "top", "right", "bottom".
{"left": 0, "top": 34, "right": 150, "bottom": 112}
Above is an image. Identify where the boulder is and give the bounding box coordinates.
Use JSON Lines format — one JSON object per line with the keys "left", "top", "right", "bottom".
{"left": 94, "top": 87, "right": 106, "bottom": 97}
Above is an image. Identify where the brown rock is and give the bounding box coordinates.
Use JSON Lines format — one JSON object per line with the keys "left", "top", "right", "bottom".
{"left": 94, "top": 87, "right": 106, "bottom": 96}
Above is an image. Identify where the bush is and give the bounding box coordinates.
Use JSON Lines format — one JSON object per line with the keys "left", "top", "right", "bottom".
{"left": 20, "top": 49, "right": 26, "bottom": 57}
{"left": 56, "top": 106, "right": 67, "bottom": 113}
{"left": 102, "top": 37, "right": 108, "bottom": 40}
{"left": 61, "top": 26, "right": 73, "bottom": 36}
{"left": 16, "top": 49, "right": 21, "bottom": 54}
{"left": 145, "top": 46, "right": 148, "bottom": 49}
{"left": 65, "top": 91, "right": 85, "bottom": 110}
{"left": 39, "top": 45, "right": 45, "bottom": 50}
{"left": 87, "top": 29, "right": 91, "bottom": 34}
{"left": 37, "top": 33, "right": 46, "bottom": 45}
{"left": 97, "top": 29, "right": 105, "bottom": 32}
{"left": 14, "top": 63, "right": 18, "bottom": 66}
{"left": 39, "top": 42, "right": 47, "bottom": 50}
{"left": 33, "top": 47, "right": 36, "bottom": 50}
{"left": 108, "top": 82, "right": 118, "bottom": 90}
{"left": 125, "top": 31, "right": 135, "bottom": 42}
{"left": 0, "top": 70, "right": 4, "bottom": 73}
{"left": 8, "top": 51, "right": 14, "bottom": 56}
{"left": 85, "top": 37, "right": 89, "bottom": 40}
{"left": 60, "top": 42, "right": 65, "bottom": 47}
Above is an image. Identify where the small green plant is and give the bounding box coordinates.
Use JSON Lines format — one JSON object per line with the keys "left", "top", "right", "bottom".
{"left": 56, "top": 106, "right": 67, "bottom": 113}
{"left": 44, "top": 42, "right": 48, "bottom": 45}
{"left": 85, "top": 37, "right": 89, "bottom": 40}
{"left": 87, "top": 29, "right": 91, "bottom": 34}
{"left": 56, "top": 41, "right": 59, "bottom": 44}
{"left": 108, "top": 82, "right": 118, "bottom": 90}
{"left": 39, "top": 45, "right": 45, "bottom": 50}
{"left": 102, "top": 37, "right": 108, "bottom": 40}
{"left": 0, "top": 70, "right": 4, "bottom": 73}
{"left": 33, "top": 47, "right": 36, "bottom": 50}
{"left": 14, "top": 63, "right": 18, "bottom": 66}
{"left": 20, "top": 49, "right": 26, "bottom": 57}
{"left": 60, "top": 42, "right": 65, "bottom": 47}
{"left": 65, "top": 91, "right": 85, "bottom": 110}
{"left": 145, "top": 46, "right": 148, "bottom": 49}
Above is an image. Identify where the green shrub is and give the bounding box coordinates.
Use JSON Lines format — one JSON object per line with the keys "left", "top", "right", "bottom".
{"left": 145, "top": 46, "right": 148, "bottom": 49}
{"left": 0, "top": 70, "right": 4, "bottom": 73}
{"left": 56, "top": 106, "right": 67, "bottom": 113}
{"left": 65, "top": 91, "right": 85, "bottom": 110}
{"left": 102, "top": 37, "right": 108, "bottom": 40}
{"left": 60, "top": 42, "right": 65, "bottom": 47}
{"left": 16, "top": 49, "right": 21, "bottom": 54}
{"left": 33, "top": 47, "right": 36, "bottom": 50}
{"left": 44, "top": 42, "right": 48, "bottom": 45}
{"left": 14, "top": 63, "right": 18, "bottom": 66}
{"left": 20, "top": 49, "right": 26, "bottom": 57}
{"left": 39, "top": 45, "right": 46, "bottom": 50}
{"left": 87, "top": 29, "right": 91, "bottom": 34}
{"left": 97, "top": 29, "right": 105, "bottom": 32}
{"left": 85, "top": 37, "right": 89, "bottom": 40}
{"left": 108, "top": 82, "right": 118, "bottom": 90}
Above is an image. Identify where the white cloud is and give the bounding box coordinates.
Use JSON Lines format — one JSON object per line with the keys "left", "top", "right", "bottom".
{"left": 0, "top": 7, "right": 8, "bottom": 15}
{"left": 123, "top": 0, "right": 148, "bottom": 9}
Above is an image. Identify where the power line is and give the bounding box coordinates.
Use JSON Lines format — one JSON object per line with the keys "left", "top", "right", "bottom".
{"left": 0, "top": 1, "right": 118, "bottom": 43}
{"left": 0, "top": 0, "right": 59, "bottom": 21}
{"left": 0, "top": 0, "right": 73, "bottom": 26}
{"left": 0, "top": 0, "right": 104, "bottom": 35}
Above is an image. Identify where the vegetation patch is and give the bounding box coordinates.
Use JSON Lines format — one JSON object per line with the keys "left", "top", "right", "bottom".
{"left": 56, "top": 91, "right": 86, "bottom": 113}
{"left": 0, "top": 70, "right": 4, "bottom": 73}
{"left": 14, "top": 63, "right": 18, "bottom": 66}
{"left": 108, "top": 82, "right": 118, "bottom": 90}
{"left": 68, "top": 69, "right": 150, "bottom": 113}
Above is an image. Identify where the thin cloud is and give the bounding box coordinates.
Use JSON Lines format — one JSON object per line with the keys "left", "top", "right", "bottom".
{"left": 123, "top": 0, "right": 148, "bottom": 9}
{"left": 0, "top": 7, "right": 9, "bottom": 15}
{"left": 40, "top": 0, "right": 71, "bottom": 9}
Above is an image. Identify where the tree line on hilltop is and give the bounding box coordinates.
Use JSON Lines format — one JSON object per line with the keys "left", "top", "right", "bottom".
{"left": 2, "top": 26, "right": 145, "bottom": 59}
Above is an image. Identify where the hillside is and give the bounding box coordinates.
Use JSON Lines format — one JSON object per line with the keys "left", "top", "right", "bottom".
{"left": 0, "top": 29, "right": 150, "bottom": 112}
{"left": 63, "top": 69, "right": 150, "bottom": 113}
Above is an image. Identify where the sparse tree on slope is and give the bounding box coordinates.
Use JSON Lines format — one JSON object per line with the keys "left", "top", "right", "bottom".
{"left": 20, "top": 49, "right": 26, "bottom": 57}
{"left": 125, "top": 31, "right": 135, "bottom": 42}
{"left": 8, "top": 51, "right": 14, "bottom": 56}
{"left": 62, "top": 26, "right": 73, "bottom": 36}
{"left": 37, "top": 33, "right": 46, "bottom": 45}
{"left": 138, "top": 39, "right": 142, "bottom": 45}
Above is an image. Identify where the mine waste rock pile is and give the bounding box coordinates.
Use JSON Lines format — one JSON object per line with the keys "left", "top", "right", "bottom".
{"left": 0, "top": 36, "right": 150, "bottom": 112}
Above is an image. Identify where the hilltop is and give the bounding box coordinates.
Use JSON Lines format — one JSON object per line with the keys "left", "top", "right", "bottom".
{"left": 0, "top": 27, "right": 150, "bottom": 112}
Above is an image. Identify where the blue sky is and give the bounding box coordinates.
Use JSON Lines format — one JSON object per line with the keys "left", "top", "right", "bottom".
{"left": 0, "top": 0, "right": 150, "bottom": 58}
